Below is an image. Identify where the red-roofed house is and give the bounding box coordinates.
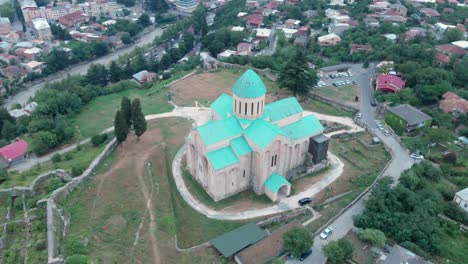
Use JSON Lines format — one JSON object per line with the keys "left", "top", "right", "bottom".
{"left": 246, "top": 15, "right": 263, "bottom": 28}
{"left": 0, "top": 139, "right": 29, "bottom": 168}
{"left": 265, "top": 0, "right": 278, "bottom": 9}
{"left": 376, "top": 74, "right": 405, "bottom": 93}
{"left": 439, "top": 92, "right": 468, "bottom": 115}
{"left": 436, "top": 53, "right": 451, "bottom": 65}
{"left": 419, "top": 8, "right": 440, "bottom": 20}
{"left": 436, "top": 44, "right": 466, "bottom": 65}
{"left": 237, "top": 42, "right": 253, "bottom": 56}
{"left": 350, "top": 44, "right": 372, "bottom": 54}
{"left": 59, "top": 11, "right": 89, "bottom": 28}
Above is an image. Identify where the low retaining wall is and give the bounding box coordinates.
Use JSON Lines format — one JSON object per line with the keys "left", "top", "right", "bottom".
{"left": 46, "top": 138, "right": 118, "bottom": 264}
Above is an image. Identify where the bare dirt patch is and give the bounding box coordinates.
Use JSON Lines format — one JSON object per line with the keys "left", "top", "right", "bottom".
{"left": 169, "top": 70, "right": 282, "bottom": 106}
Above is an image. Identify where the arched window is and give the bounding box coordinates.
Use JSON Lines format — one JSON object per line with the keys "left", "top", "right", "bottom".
{"left": 257, "top": 101, "right": 260, "bottom": 114}
{"left": 234, "top": 99, "right": 237, "bottom": 112}
{"left": 251, "top": 103, "right": 254, "bottom": 115}
{"left": 244, "top": 102, "right": 247, "bottom": 115}
{"left": 238, "top": 101, "right": 241, "bottom": 114}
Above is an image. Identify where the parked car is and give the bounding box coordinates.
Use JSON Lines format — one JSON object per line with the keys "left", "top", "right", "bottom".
{"left": 320, "top": 227, "right": 333, "bottom": 239}
{"left": 382, "top": 129, "right": 390, "bottom": 136}
{"left": 410, "top": 153, "right": 424, "bottom": 160}
{"left": 298, "top": 197, "right": 312, "bottom": 206}
{"left": 300, "top": 249, "right": 313, "bottom": 261}
{"left": 345, "top": 80, "right": 351, "bottom": 85}
{"left": 356, "top": 112, "right": 362, "bottom": 119}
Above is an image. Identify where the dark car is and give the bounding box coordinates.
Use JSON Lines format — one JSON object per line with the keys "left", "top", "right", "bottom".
{"left": 298, "top": 197, "right": 312, "bottom": 206}
{"left": 300, "top": 249, "right": 313, "bottom": 261}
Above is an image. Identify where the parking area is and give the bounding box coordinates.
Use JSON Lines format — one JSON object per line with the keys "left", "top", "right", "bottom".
{"left": 315, "top": 65, "right": 357, "bottom": 88}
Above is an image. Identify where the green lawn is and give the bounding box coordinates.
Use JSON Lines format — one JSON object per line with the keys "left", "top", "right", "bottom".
{"left": 69, "top": 72, "right": 194, "bottom": 139}
{"left": 2, "top": 142, "right": 108, "bottom": 189}
{"left": 301, "top": 99, "right": 353, "bottom": 117}
{"left": 437, "top": 224, "right": 468, "bottom": 264}
{"left": 314, "top": 85, "right": 359, "bottom": 103}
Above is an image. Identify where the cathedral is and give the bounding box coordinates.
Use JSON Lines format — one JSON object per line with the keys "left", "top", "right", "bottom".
{"left": 185, "top": 69, "right": 329, "bottom": 202}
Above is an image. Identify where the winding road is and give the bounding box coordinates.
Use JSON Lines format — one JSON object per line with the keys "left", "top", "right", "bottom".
{"left": 3, "top": 26, "right": 164, "bottom": 109}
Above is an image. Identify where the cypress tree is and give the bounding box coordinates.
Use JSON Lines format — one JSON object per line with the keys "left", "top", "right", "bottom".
{"left": 131, "top": 99, "right": 147, "bottom": 141}
{"left": 114, "top": 110, "right": 129, "bottom": 144}
{"left": 121, "top": 97, "right": 132, "bottom": 128}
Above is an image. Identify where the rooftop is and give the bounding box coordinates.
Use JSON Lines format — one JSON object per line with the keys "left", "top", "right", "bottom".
{"left": 0, "top": 139, "right": 28, "bottom": 161}
{"left": 32, "top": 18, "right": 50, "bottom": 30}
{"left": 387, "top": 104, "right": 432, "bottom": 126}
{"left": 232, "top": 69, "right": 267, "bottom": 98}
{"left": 456, "top": 187, "right": 468, "bottom": 200}
{"left": 264, "top": 173, "right": 291, "bottom": 192}
{"left": 210, "top": 223, "right": 268, "bottom": 257}
{"left": 383, "top": 244, "right": 431, "bottom": 264}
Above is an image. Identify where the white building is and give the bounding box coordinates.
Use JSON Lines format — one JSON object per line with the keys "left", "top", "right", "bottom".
{"left": 256, "top": 28, "right": 272, "bottom": 39}
{"left": 318, "top": 33, "right": 341, "bottom": 46}
{"left": 454, "top": 188, "right": 468, "bottom": 212}
{"left": 32, "top": 18, "right": 52, "bottom": 41}
{"left": 282, "top": 28, "right": 298, "bottom": 39}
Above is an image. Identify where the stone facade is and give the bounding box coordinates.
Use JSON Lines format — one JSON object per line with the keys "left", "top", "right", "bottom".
{"left": 185, "top": 70, "right": 328, "bottom": 202}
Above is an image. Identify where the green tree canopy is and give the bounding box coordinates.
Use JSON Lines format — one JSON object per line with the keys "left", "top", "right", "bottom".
{"left": 278, "top": 51, "right": 318, "bottom": 96}
{"left": 131, "top": 98, "right": 147, "bottom": 140}
{"left": 114, "top": 110, "right": 129, "bottom": 143}
{"left": 121, "top": 97, "right": 132, "bottom": 128}
{"left": 358, "top": 228, "right": 386, "bottom": 247}
{"left": 322, "top": 239, "right": 354, "bottom": 263}
{"left": 283, "top": 227, "right": 313, "bottom": 258}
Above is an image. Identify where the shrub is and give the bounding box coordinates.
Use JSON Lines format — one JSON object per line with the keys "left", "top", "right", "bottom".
{"left": 51, "top": 153, "right": 62, "bottom": 163}
{"left": 0, "top": 169, "right": 8, "bottom": 184}
{"left": 47, "top": 178, "right": 65, "bottom": 192}
{"left": 284, "top": 227, "right": 313, "bottom": 258}
{"left": 66, "top": 254, "right": 90, "bottom": 264}
{"left": 358, "top": 228, "right": 386, "bottom": 247}
{"left": 323, "top": 239, "right": 354, "bottom": 263}
{"left": 91, "top": 134, "right": 108, "bottom": 147}
{"left": 64, "top": 237, "right": 88, "bottom": 255}
{"left": 64, "top": 153, "right": 73, "bottom": 161}
{"left": 71, "top": 166, "right": 85, "bottom": 177}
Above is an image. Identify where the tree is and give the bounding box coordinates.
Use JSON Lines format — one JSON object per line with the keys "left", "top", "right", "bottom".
{"left": 121, "top": 97, "right": 132, "bottom": 128}
{"left": 322, "top": 239, "right": 354, "bottom": 264}
{"left": 114, "top": 110, "right": 129, "bottom": 143}
{"left": 109, "top": 61, "right": 123, "bottom": 83}
{"left": 30, "top": 131, "right": 58, "bottom": 155}
{"left": 0, "top": 3, "right": 15, "bottom": 21}
{"left": 444, "top": 28, "right": 463, "bottom": 42}
{"left": 278, "top": 51, "right": 318, "bottom": 96}
{"left": 84, "top": 64, "right": 108, "bottom": 86}
{"left": 358, "top": 228, "right": 386, "bottom": 247}
{"left": 131, "top": 99, "right": 147, "bottom": 140}
{"left": 66, "top": 255, "right": 90, "bottom": 264}
{"left": 454, "top": 57, "right": 468, "bottom": 87}
{"left": 121, "top": 32, "right": 132, "bottom": 44}
{"left": 138, "top": 13, "right": 151, "bottom": 27}
{"left": 192, "top": 5, "right": 208, "bottom": 36}
{"left": 147, "top": 0, "right": 168, "bottom": 12}
{"left": 283, "top": 227, "right": 313, "bottom": 258}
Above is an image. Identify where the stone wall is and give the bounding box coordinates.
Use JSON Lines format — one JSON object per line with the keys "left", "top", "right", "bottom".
{"left": 46, "top": 138, "right": 118, "bottom": 264}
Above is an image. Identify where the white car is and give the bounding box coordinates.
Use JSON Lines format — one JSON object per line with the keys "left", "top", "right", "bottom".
{"left": 357, "top": 112, "right": 362, "bottom": 119}
{"left": 382, "top": 129, "right": 390, "bottom": 136}
{"left": 320, "top": 227, "right": 333, "bottom": 239}
{"left": 410, "top": 153, "right": 424, "bottom": 160}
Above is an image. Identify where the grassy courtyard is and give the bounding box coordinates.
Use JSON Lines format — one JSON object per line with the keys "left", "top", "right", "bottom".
{"left": 301, "top": 98, "right": 353, "bottom": 117}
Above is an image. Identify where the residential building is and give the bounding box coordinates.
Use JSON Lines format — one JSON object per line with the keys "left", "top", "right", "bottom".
{"left": 318, "top": 33, "right": 341, "bottom": 46}
{"left": 4, "top": 32, "right": 22, "bottom": 43}
{"left": 328, "top": 22, "right": 352, "bottom": 35}
{"left": 285, "top": 19, "right": 300, "bottom": 29}
{"left": 23, "top": 60, "right": 45, "bottom": 73}
{"left": 236, "top": 42, "right": 253, "bottom": 56}
{"left": 0, "top": 17, "right": 11, "bottom": 35}
{"left": 32, "top": 18, "right": 52, "bottom": 41}
{"left": 1, "top": 66, "right": 27, "bottom": 79}
{"left": 132, "top": 70, "right": 156, "bottom": 84}
{"left": 385, "top": 104, "right": 432, "bottom": 133}
{"left": 282, "top": 28, "right": 298, "bottom": 39}
{"left": 350, "top": 44, "right": 372, "bottom": 54}
{"left": 58, "top": 11, "right": 89, "bottom": 28}
{"left": 185, "top": 70, "right": 328, "bottom": 202}
{"left": 364, "top": 17, "right": 380, "bottom": 28}
{"left": 0, "top": 54, "right": 20, "bottom": 64}
{"left": 294, "top": 36, "right": 309, "bottom": 47}
{"left": 454, "top": 188, "right": 468, "bottom": 212}
{"left": 303, "top": 10, "right": 318, "bottom": 19}
{"left": 217, "top": 50, "right": 236, "bottom": 60}
{"left": 247, "top": 15, "right": 263, "bottom": 28}
{"left": 419, "top": 7, "right": 440, "bottom": 20}
{"left": 389, "top": 4, "right": 408, "bottom": 16}
{"left": 436, "top": 44, "right": 466, "bottom": 65}
{"left": 380, "top": 244, "right": 431, "bottom": 264}
{"left": 439, "top": 92, "right": 468, "bottom": 115}
{"left": 451, "top": 40, "right": 468, "bottom": 50}
{"left": 255, "top": 28, "right": 272, "bottom": 39}
{"left": 376, "top": 74, "right": 405, "bottom": 93}
{"left": 0, "top": 139, "right": 29, "bottom": 168}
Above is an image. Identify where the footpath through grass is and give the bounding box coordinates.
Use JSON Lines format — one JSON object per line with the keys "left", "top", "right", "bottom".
{"left": 70, "top": 72, "right": 193, "bottom": 139}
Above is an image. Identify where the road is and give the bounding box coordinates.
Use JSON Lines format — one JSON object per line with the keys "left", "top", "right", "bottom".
{"left": 3, "top": 27, "right": 164, "bottom": 109}
{"left": 287, "top": 63, "right": 415, "bottom": 264}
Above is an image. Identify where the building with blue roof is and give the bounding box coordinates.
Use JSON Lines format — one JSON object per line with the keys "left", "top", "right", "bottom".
{"left": 185, "top": 69, "right": 328, "bottom": 202}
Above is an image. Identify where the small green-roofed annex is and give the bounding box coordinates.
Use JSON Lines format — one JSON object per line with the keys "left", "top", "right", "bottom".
{"left": 206, "top": 146, "right": 240, "bottom": 170}
{"left": 211, "top": 93, "right": 233, "bottom": 119}
{"left": 244, "top": 119, "right": 283, "bottom": 149}
{"left": 264, "top": 173, "right": 291, "bottom": 192}
{"left": 265, "top": 97, "right": 304, "bottom": 122}
{"left": 281, "top": 115, "right": 324, "bottom": 140}
{"left": 230, "top": 136, "right": 253, "bottom": 156}
{"left": 210, "top": 223, "right": 269, "bottom": 257}
{"left": 232, "top": 69, "right": 267, "bottom": 98}
{"left": 197, "top": 117, "right": 243, "bottom": 145}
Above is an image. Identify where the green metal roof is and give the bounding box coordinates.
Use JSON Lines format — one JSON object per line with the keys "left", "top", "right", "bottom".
{"left": 197, "top": 117, "right": 243, "bottom": 145}
{"left": 230, "top": 136, "right": 252, "bottom": 156}
{"left": 265, "top": 97, "right": 304, "bottom": 122}
{"left": 244, "top": 119, "right": 283, "bottom": 149}
{"left": 211, "top": 93, "right": 233, "bottom": 119}
{"left": 264, "top": 173, "right": 291, "bottom": 192}
{"left": 206, "top": 146, "right": 240, "bottom": 170}
{"left": 210, "top": 223, "right": 269, "bottom": 257}
{"left": 281, "top": 115, "right": 324, "bottom": 140}
{"left": 232, "top": 69, "right": 267, "bottom": 98}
